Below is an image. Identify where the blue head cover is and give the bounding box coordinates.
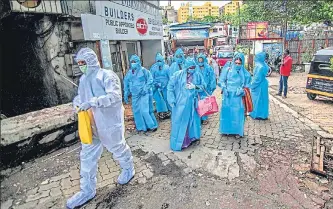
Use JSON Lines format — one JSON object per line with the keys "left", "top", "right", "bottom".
{"left": 233, "top": 52, "right": 245, "bottom": 71}
{"left": 197, "top": 53, "right": 207, "bottom": 67}
{"left": 184, "top": 58, "right": 197, "bottom": 74}
{"left": 75, "top": 48, "right": 100, "bottom": 72}
{"left": 174, "top": 48, "right": 185, "bottom": 64}
{"left": 255, "top": 52, "right": 266, "bottom": 63}
{"left": 130, "top": 54, "right": 141, "bottom": 70}
{"left": 155, "top": 52, "right": 165, "bottom": 67}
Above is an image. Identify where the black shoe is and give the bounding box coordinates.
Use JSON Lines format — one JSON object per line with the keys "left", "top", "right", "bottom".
{"left": 276, "top": 93, "right": 282, "bottom": 96}
{"left": 148, "top": 128, "right": 158, "bottom": 132}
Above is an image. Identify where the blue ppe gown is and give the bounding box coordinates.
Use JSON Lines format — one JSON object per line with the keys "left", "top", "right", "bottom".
{"left": 218, "top": 53, "right": 251, "bottom": 136}
{"left": 167, "top": 58, "right": 206, "bottom": 151}
{"left": 197, "top": 54, "right": 217, "bottom": 121}
{"left": 169, "top": 48, "right": 185, "bottom": 77}
{"left": 68, "top": 48, "right": 134, "bottom": 209}
{"left": 250, "top": 52, "right": 270, "bottom": 119}
{"left": 124, "top": 55, "right": 158, "bottom": 132}
{"left": 150, "top": 53, "right": 171, "bottom": 113}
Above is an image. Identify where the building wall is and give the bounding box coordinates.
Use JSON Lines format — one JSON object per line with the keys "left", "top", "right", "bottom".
{"left": 224, "top": 0, "right": 242, "bottom": 15}
{"left": 140, "top": 40, "right": 163, "bottom": 69}
{"left": 193, "top": 2, "right": 219, "bottom": 19}
{"left": 178, "top": 2, "right": 219, "bottom": 23}
{"left": 177, "top": 3, "right": 189, "bottom": 23}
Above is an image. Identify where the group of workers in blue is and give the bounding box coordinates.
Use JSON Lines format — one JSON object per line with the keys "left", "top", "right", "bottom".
{"left": 124, "top": 48, "right": 270, "bottom": 146}
{"left": 68, "top": 47, "right": 270, "bottom": 209}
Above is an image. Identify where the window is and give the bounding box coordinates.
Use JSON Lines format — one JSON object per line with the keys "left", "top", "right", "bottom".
{"left": 219, "top": 28, "right": 222, "bottom": 31}
{"left": 213, "top": 28, "right": 218, "bottom": 32}
{"left": 218, "top": 52, "right": 234, "bottom": 58}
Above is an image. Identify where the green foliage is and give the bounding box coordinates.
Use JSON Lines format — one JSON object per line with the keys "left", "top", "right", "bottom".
{"left": 220, "top": 0, "right": 333, "bottom": 25}
{"left": 162, "top": 17, "right": 168, "bottom": 25}
{"left": 301, "top": 52, "right": 313, "bottom": 63}
{"left": 330, "top": 57, "right": 333, "bottom": 71}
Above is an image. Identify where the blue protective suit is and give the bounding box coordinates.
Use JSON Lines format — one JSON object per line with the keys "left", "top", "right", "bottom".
{"left": 167, "top": 58, "right": 206, "bottom": 151}
{"left": 197, "top": 54, "right": 217, "bottom": 121}
{"left": 218, "top": 53, "right": 251, "bottom": 136}
{"left": 150, "top": 53, "right": 171, "bottom": 113}
{"left": 250, "top": 52, "right": 270, "bottom": 119}
{"left": 169, "top": 48, "right": 185, "bottom": 78}
{"left": 68, "top": 48, "right": 134, "bottom": 209}
{"left": 124, "top": 55, "right": 158, "bottom": 132}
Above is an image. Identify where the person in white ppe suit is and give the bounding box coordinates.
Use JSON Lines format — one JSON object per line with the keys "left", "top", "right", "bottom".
{"left": 67, "top": 47, "right": 135, "bottom": 209}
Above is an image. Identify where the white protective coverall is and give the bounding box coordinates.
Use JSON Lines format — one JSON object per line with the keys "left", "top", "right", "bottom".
{"left": 67, "top": 48, "right": 135, "bottom": 209}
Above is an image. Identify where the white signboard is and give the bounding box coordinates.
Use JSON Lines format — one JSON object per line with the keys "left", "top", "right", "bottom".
{"left": 81, "top": 1, "right": 163, "bottom": 41}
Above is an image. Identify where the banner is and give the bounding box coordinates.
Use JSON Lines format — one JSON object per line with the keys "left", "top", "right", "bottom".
{"left": 247, "top": 22, "right": 268, "bottom": 39}
{"left": 81, "top": 1, "right": 163, "bottom": 41}
{"left": 170, "top": 29, "right": 209, "bottom": 40}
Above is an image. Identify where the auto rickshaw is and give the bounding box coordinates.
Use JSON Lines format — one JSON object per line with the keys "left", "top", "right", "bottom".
{"left": 305, "top": 47, "right": 333, "bottom": 100}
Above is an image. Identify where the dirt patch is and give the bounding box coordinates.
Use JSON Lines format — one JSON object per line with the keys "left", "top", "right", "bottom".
{"left": 144, "top": 154, "right": 184, "bottom": 177}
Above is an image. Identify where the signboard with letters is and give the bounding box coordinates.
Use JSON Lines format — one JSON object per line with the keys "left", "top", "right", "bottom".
{"left": 170, "top": 29, "right": 209, "bottom": 40}
{"left": 81, "top": 1, "right": 163, "bottom": 41}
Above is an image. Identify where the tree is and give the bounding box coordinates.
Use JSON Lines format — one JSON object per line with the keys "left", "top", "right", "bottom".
{"left": 220, "top": 0, "right": 333, "bottom": 25}
{"left": 162, "top": 17, "right": 168, "bottom": 25}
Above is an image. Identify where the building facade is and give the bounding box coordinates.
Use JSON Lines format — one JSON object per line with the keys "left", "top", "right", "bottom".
{"left": 224, "top": 0, "right": 242, "bottom": 15}
{"left": 177, "top": 2, "right": 219, "bottom": 23}
{"left": 1, "top": 0, "right": 163, "bottom": 118}
{"left": 161, "top": 5, "right": 178, "bottom": 23}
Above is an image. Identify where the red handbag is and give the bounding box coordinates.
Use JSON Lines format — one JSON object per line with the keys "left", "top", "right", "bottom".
{"left": 197, "top": 89, "right": 219, "bottom": 117}
{"left": 242, "top": 87, "right": 253, "bottom": 114}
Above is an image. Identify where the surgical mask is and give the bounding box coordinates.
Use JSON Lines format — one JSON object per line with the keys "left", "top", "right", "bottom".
{"left": 234, "top": 65, "right": 242, "bottom": 71}
{"left": 131, "top": 62, "right": 139, "bottom": 69}
{"left": 157, "top": 61, "right": 163, "bottom": 66}
{"left": 79, "top": 65, "right": 88, "bottom": 74}
{"left": 198, "top": 62, "right": 204, "bottom": 67}
{"left": 176, "top": 58, "right": 183, "bottom": 64}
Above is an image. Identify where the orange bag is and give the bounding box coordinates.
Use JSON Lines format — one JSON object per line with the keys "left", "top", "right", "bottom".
{"left": 242, "top": 87, "right": 253, "bottom": 114}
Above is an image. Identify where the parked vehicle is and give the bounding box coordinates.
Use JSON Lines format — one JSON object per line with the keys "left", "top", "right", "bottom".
{"left": 212, "top": 50, "right": 234, "bottom": 71}
{"left": 305, "top": 47, "right": 333, "bottom": 100}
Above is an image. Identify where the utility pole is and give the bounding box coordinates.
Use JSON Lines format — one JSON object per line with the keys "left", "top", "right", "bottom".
{"left": 237, "top": 1, "right": 241, "bottom": 44}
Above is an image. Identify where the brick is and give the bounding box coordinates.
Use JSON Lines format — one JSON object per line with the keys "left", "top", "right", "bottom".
{"left": 69, "top": 169, "right": 80, "bottom": 181}
{"left": 50, "top": 188, "right": 62, "bottom": 197}
{"left": 39, "top": 181, "right": 60, "bottom": 191}
{"left": 15, "top": 201, "right": 38, "bottom": 209}
{"left": 60, "top": 178, "right": 72, "bottom": 190}
{"left": 50, "top": 173, "right": 70, "bottom": 183}
{"left": 26, "top": 190, "right": 50, "bottom": 202}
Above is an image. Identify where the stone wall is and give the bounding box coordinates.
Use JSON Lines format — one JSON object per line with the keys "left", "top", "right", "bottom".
{"left": 0, "top": 104, "right": 78, "bottom": 169}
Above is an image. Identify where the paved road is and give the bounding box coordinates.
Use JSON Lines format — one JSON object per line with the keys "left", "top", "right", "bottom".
{"left": 1, "top": 88, "right": 332, "bottom": 209}
{"left": 268, "top": 72, "right": 333, "bottom": 134}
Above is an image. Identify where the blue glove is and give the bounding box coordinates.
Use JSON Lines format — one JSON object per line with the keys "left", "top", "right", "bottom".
{"left": 78, "top": 102, "right": 91, "bottom": 111}
{"left": 236, "top": 88, "right": 244, "bottom": 96}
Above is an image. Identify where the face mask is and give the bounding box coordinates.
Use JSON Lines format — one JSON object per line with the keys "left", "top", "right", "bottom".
{"left": 235, "top": 65, "right": 242, "bottom": 71}
{"left": 131, "top": 62, "right": 139, "bottom": 69}
{"left": 79, "top": 65, "right": 88, "bottom": 74}
{"left": 176, "top": 58, "right": 183, "bottom": 64}
{"left": 198, "top": 62, "right": 204, "bottom": 67}
{"left": 157, "top": 61, "right": 163, "bottom": 66}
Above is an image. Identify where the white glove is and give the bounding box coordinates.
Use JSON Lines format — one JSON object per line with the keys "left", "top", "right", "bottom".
{"left": 186, "top": 83, "right": 196, "bottom": 90}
